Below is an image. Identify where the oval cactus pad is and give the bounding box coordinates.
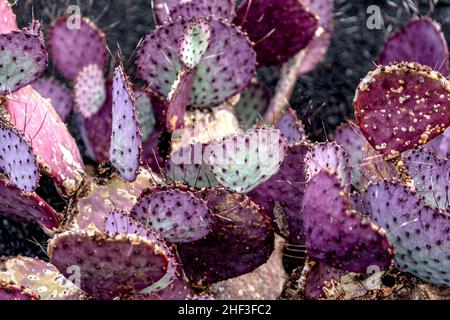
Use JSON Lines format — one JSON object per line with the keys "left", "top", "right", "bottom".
{"left": 0, "top": 30, "right": 47, "bottom": 95}
{"left": 109, "top": 66, "right": 142, "bottom": 182}
{"left": 302, "top": 170, "right": 393, "bottom": 273}
{"left": 74, "top": 64, "right": 106, "bottom": 118}
{"left": 379, "top": 18, "right": 449, "bottom": 76}
{"left": 32, "top": 77, "right": 73, "bottom": 121}
{"left": 49, "top": 17, "right": 107, "bottom": 81}
{"left": 180, "top": 19, "right": 211, "bottom": 69}
{"left": 362, "top": 181, "right": 450, "bottom": 286}
{"left": 0, "top": 121, "right": 39, "bottom": 192}
{"left": 130, "top": 188, "right": 211, "bottom": 243}
{"left": 0, "top": 0, "right": 17, "bottom": 34}
{"left": 0, "top": 280, "right": 39, "bottom": 300}
{"left": 234, "top": 0, "right": 319, "bottom": 66}
{"left": 354, "top": 62, "right": 450, "bottom": 156}
{"left": 5, "top": 86, "right": 84, "bottom": 195}
{"left": 48, "top": 228, "right": 170, "bottom": 300}
{"left": 155, "top": 0, "right": 236, "bottom": 23}
{"left": 275, "top": 108, "right": 306, "bottom": 145}
{"left": 208, "top": 127, "right": 286, "bottom": 193}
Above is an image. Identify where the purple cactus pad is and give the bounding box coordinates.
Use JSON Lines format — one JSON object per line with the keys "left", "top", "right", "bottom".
{"left": 234, "top": 82, "right": 270, "bottom": 130}
{"left": 155, "top": 0, "right": 236, "bottom": 23}
{"left": 275, "top": 108, "right": 306, "bottom": 145}
{"left": 180, "top": 19, "right": 211, "bottom": 69}
{"left": 32, "top": 77, "right": 73, "bottom": 121}
{"left": 0, "top": 0, "right": 17, "bottom": 34}
{"left": 74, "top": 64, "right": 106, "bottom": 119}
{"left": 0, "top": 280, "right": 39, "bottom": 300}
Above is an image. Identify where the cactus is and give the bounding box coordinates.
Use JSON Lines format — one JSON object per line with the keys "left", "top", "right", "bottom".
{"left": 234, "top": 82, "right": 270, "bottom": 130}
{"left": 0, "top": 279, "right": 39, "bottom": 300}
{"left": 74, "top": 64, "right": 106, "bottom": 118}
{"left": 275, "top": 108, "right": 306, "bottom": 145}
{"left": 32, "top": 77, "right": 73, "bottom": 121}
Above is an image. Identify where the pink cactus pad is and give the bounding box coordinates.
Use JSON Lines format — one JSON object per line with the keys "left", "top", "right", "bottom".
{"left": 362, "top": 181, "right": 450, "bottom": 286}
{"left": 130, "top": 188, "right": 211, "bottom": 243}
{"left": 178, "top": 187, "right": 274, "bottom": 285}
{"left": 155, "top": 0, "right": 236, "bottom": 23}
{"left": 4, "top": 85, "right": 84, "bottom": 196}
{"left": 48, "top": 227, "right": 171, "bottom": 300}
{"left": 354, "top": 62, "right": 450, "bottom": 156}
{"left": 0, "top": 30, "right": 47, "bottom": 95}
{"left": 302, "top": 170, "right": 394, "bottom": 273}
{"left": 74, "top": 64, "right": 106, "bottom": 118}
{"left": 379, "top": 18, "right": 449, "bottom": 76}
{"left": 32, "top": 77, "right": 73, "bottom": 121}
{"left": 0, "top": 280, "right": 39, "bottom": 300}
{"left": 180, "top": 19, "right": 211, "bottom": 69}
{"left": 0, "top": 177, "right": 60, "bottom": 232}
{"left": 234, "top": 0, "right": 319, "bottom": 66}
{"left": 0, "top": 0, "right": 17, "bottom": 34}
{"left": 275, "top": 108, "right": 306, "bottom": 145}
{"left": 0, "top": 121, "right": 39, "bottom": 192}
{"left": 234, "top": 82, "right": 270, "bottom": 130}
{"left": 49, "top": 17, "right": 107, "bottom": 81}
{"left": 404, "top": 148, "right": 449, "bottom": 210}
{"left": 208, "top": 127, "right": 287, "bottom": 193}
{"left": 109, "top": 66, "right": 142, "bottom": 182}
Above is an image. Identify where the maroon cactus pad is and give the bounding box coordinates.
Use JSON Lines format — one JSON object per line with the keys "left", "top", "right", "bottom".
{"left": 164, "top": 69, "right": 195, "bottom": 132}
{"left": 332, "top": 122, "right": 366, "bottom": 186}
{"left": 74, "top": 64, "right": 106, "bottom": 119}
{"left": 130, "top": 188, "right": 211, "bottom": 243}
{"left": 0, "top": 0, "right": 17, "bottom": 34}
{"left": 48, "top": 228, "right": 171, "bottom": 300}
{"left": 234, "top": 82, "right": 270, "bottom": 130}
{"left": 136, "top": 18, "right": 255, "bottom": 108}
{"left": 304, "top": 263, "right": 343, "bottom": 300}
{"left": 1, "top": 256, "right": 85, "bottom": 300}
{"left": 354, "top": 62, "right": 450, "bottom": 156}
{"left": 208, "top": 127, "right": 287, "bottom": 193}
{"left": 180, "top": 19, "right": 211, "bottom": 69}
{"left": 155, "top": 0, "right": 235, "bottom": 23}
{"left": 178, "top": 188, "right": 274, "bottom": 285}
{"left": 362, "top": 181, "right": 450, "bottom": 286}
{"left": 0, "top": 30, "right": 47, "bottom": 95}
{"left": 0, "top": 177, "right": 60, "bottom": 232}
{"left": 0, "top": 280, "right": 39, "bottom": 300}
{"left": 305, "top": 142, "right": 352, "bottom": 188}
{"left": 248, "top": 142, "right": 308, "bottom": 243}
{"left": 298, "top": 0, "right": 334, "bottom": 75}
{"left": 5, "top": 86, "right": 84, "bottom": 195}
{"left": 275, "top": 108, "right": 306, "bottom": 145}
{"left": 404, "top": 148, "right": 449, "bottom": 210}
{"left": 234, "top": 0, "right": 319, "bottom": 66}
{"left": 109, "top": 66, "right": 142, "bottom": 182}
{"left": 49, "top": 17, "right": 107, "bottom": 81}
{"left": 379, "top": 18, "right": 449, "bottom": 76}
{"left": 302, "top": 170, "right": 394, "bottom": 273}
{"left": 166, "top": 142, "right": 218, "bottom": 188}
{"left": 0, "top": 121, "right": 39, "bottom": 192}
{"left": 32, "top": 77, "right": 73, "bottom": 121}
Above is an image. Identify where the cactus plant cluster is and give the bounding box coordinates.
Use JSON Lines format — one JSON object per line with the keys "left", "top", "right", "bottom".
{"left": 0, "top": 0, "right": 449, "bottom": 301}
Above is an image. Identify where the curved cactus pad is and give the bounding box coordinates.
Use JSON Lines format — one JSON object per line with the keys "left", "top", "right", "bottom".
{"left": 130, "top": 189, "right": 211, "bottom": 243}
{"left": 135, "top": 89, "right": 156, "bottom": 142}
{"left": 32, "top": 77, "right": 73, "bottom": 121}
{"left": 0, "top": 122, "right": 39, "bottom": 192}
{"left": 5, "top": 86, "right": 84, "bottom": 195}
{"left": 166, "top": 142, "right": 218, "bottom": 188}
{"left": 305, "top": 142, "right": 352, "bottom": 188}
{"left": 0, "top": 280, "right": 39, "bottom": 300}
{"left": 49, "top": 228, "right": 170, "bottom": 300}
{"left": 208, "top": 127, "right": 286, "bottom": 193}
{"left": 136, "top": 18, "right": 255, "bottom": 108}
{"left": 0, "top": 256, "right": 84, "bottom": 300}
{"left": 180, "top": 19, "right": 211, "bottom": 69}
{"left": 49, "top": 17, "right": 107, "bottom": 81}
{"left": 0, "top": 0, "right": 17, "bottom": 34}
{"left": 74, "top": 64, "right": 106, "bottom": 118}
{"left": 109, "top": 66, "right": 142, "bottom": 182}
{"left": 404, "top": 148, "right": 449, "bottom": 210}
{"left": 0, "top": 177, "right": 59, "bottom": 232}
{"left": 178, "top": 188, "right": 274, "bottom": 285}
{"left": 234, "top": 82, "right": 270, "bottom": 130}
{"left": 155, "top": 0, "right": 235, "bottom": 23}
{"left": 164, "top": 69, "right": 195, "bottom": 132}
{"left": 304, "top": 263, "right": 343, "bottom": 300}
{"left": 362, "top": 181, "right": 450, "bottom": 286}
{"left": 379, "top": 18, "right": 449, "bottom": 76}
{"left": 104, "top": 210, "right": 148, "bottom": 237}
{"left": 234, "top": 0, "right": 319, "bottom": 66}
{"left": 275, "top": 108, "right": 306, "bottom": 145}
{"left": 0, "top": 30, "right": 47, "bottom": 95}
{"left": 354, "top": 62, "right": 450, "bottom": 156}
{"left": 303, "top": 170, "right": 393, "bottom": 273}
{"left": 332, "top": 122, "right": 366, "bottom": 186}
{"left": 249, "top": 143, "right": 308, "bottom": 243}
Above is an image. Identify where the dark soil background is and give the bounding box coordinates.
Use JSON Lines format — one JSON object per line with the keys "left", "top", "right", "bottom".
{"left": 2, "top": 0, "right": 450, "bottom": 263}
